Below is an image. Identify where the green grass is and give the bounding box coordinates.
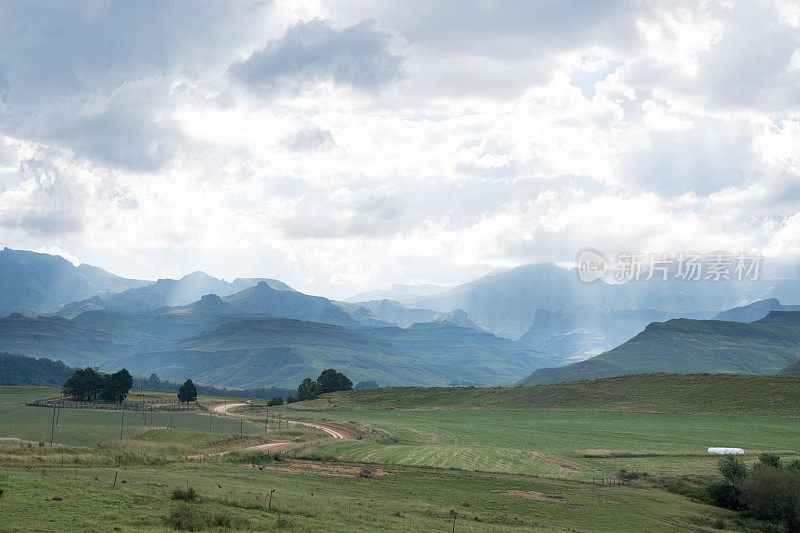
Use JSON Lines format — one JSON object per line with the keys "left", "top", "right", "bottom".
{"left": 0, "top": 383, "right": 793, "bottom": 531}
{"left": 287, "top": 409, "right": 800, "bottom": 479}
{"left": 0, "top": 387, "right": 264, "bottom": 446}
{"left": 0, "top": 460, "right": 736, "bottom": 532}
{"left": 293, "top": 374, "right": 800, "bottom": 417}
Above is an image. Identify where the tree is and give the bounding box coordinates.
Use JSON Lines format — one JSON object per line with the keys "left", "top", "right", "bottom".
{"left": 177, "top": 379, "right": 198, "bottom": 404}
{"left": 719, "top": 455, "right": 747, "bottom": 482}
{"left": 759, "top": 452, "right": 782, "bottom": 469}
{"left": 63, "top": 367, "right": 103, "bottom": 401}
{"left": 267, "top": 397, "right": 283, "bottom": 406}
{"left": 317, "top": 368, "right": 352, "bottom": 394}
{"left": 100, "top": 369, "right": 133, "bottom": 403}
{"left": 296, "top": 377, "right": 320, "bottom": 401}
{"left": 285, "top": 394, "right": 295, "bottom": 403}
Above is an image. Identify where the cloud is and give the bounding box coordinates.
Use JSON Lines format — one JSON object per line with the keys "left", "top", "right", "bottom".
{"left": 0, "top": 0, "right": 799, "bottom": 299}
{"left": 282, "top": 127, "right": 336, "bottom": 152}
{"left": 230, "top": 18, "right": 404, "bottom": 93}
{"left": 0, "top": 157, "right": 87, "bottom": 236}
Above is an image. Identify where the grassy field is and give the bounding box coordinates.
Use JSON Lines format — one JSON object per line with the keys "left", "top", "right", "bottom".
{"left": 1, "top": 380, "right": 798, "bottom": 531}
{"left": 0, "top": 387, "right": 267, "bottom": 446}
{"left": 0, "top": 456, "right": 738, "bottom": 532}
{"left": 291, "top": 374, "right": 800, "bottom": 417}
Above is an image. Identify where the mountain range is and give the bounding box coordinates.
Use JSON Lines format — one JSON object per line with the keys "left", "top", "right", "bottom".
{"left": 0, "top": 247, "right": 148, "bottom": 316}
{"left": 3, "top": 247, "right": 800, "bottom": 390}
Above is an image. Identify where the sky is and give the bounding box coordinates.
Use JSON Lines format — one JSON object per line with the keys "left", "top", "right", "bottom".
{"left": 0, "top": 0, "right": 799, "bottom": 299}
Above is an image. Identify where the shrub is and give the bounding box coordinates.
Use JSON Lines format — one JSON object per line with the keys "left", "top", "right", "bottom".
{"left": 171, "top": 487, "right": 197, "bottom": 501}
{"left": 706, "top": 481, "right": 742, "bottom": 510}
{"left": 165, "top": 503, "right": 205, "bottom": 531}
{"left": 759, "top": 453, "right": 783, "bottom": 469}
{"left": 738, "top": 466, "right": 800, "bottom": 530}
{"left": 209, "top": 512, "right": 249, "bottom": 529}
{"left": 719, "top": 455, "right": 747, "bottom": 482}
{"left": 788, "top": 460, "right": 800, "bottom": 473}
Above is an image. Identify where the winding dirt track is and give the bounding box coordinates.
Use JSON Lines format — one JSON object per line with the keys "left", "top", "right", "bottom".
{"left": 209, "top": 401, "right": 351, "bottom": 442}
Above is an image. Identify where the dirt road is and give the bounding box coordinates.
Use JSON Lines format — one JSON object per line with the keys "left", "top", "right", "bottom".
{"left": 212, "top": 402, "right": 246, "bottom": 414}
{"left": 288, "top": 420, "right": 351, "bottom": 439}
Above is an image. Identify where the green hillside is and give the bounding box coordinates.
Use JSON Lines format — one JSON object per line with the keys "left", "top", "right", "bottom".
{"left": 517, "top": 312, "right": 800, "bottom": 386}
{"left": 361, "top": 320, "right": 556, "bottom": 384}
{"left": 115, "top": 318, "right": 451, "bottom": 388}
{"left": 293, "top": 373, "right": 800, "bottom": 417}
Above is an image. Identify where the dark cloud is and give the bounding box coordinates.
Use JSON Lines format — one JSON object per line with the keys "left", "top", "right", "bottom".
{"left": 0, "top": 1, "right": 273, "bottom": 171}
{"left": 230, "top": 18, "right": 404, "bottom": 92}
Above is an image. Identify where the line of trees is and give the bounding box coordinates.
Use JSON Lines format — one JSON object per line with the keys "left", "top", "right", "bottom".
{"left": 62, "top": 367, "right": 133, "bottom": 403}
{"left": 0, "top": 352, "right": 74, "bottom": 386}
{"left": 135, "top": 373, "right": 292, "bottom": 401}
{"left": 295, "top": 368, "right": 353, "bottom": 401}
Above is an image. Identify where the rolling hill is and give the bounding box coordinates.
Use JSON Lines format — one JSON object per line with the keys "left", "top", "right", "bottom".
{"left": 291, "top": 373, "right": 800, "bottom": 418}
{"left": 359, "top": 320, "right": 555, "bottom": 385}
{"left": 517, "top": 311, "right": 800, "bottom": 386}
{"left": 114, "top": 318, "right": 450, "bottom": 388}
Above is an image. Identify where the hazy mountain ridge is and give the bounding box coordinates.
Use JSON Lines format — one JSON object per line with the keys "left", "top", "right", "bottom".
{"left": 713, "top": 298, "right": 800, "bottom": 323}
{"left": 0, "top": 247, "right": 149, "bottom": 316}
{"left": 54, "top": 272, "right": 294, "bottom": 317}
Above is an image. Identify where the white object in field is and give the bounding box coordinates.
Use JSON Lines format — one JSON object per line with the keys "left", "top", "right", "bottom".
{"left": 708, "top": 447, "right": 744, "bottom": 455}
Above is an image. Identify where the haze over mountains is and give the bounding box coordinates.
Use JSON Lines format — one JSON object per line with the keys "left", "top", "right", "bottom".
{"left": 2, "top": 247, "right": 800, "bottom": 389}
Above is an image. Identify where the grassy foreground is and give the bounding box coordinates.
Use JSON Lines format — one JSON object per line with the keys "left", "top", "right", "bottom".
{"left": 2, "top": 378, "right": 799, "bottom": 531}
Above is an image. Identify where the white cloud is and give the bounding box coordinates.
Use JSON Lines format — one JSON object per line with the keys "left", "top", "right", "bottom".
{"left": 0, "top": 0, "right": 799, "bottom": 298}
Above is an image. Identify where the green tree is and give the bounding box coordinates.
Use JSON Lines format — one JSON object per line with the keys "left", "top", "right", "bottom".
{"left": 317, "top": 368, "right": 353, "bottom": 394}
{"left": 296, "top": 377, "right": 320, "bottom": 401}
{"left": 100, "top": 368, "right": 133, "bottom": 403}
{"left": 285, "top": 394, "right": 295, "bottom": 404}
{"left": 62, "top": 367, "right": 103, "bottom": 401}
{"left": 177, "top": 379, "right": 198, "bottom": 404}
{"left": 267, "top": 397, "right": 283, "bottom": 406}
{"left": 759, "top": 452, "right": 782, "bottom": 469}
{"left": 719, "top": 455, "right": 748, "bottom": 482}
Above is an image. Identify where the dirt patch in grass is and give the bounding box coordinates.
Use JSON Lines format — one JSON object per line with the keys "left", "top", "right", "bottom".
{"left": 531, "top": 452, "right": 580, "bottom": 471}
{"left": 242, "top": 459, "right": 392, "bottom": 478}
{"left": 495, "top": 490, "right": 586, "bottom": 509}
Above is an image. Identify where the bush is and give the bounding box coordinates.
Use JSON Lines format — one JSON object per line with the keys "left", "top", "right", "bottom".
{"left": 171, "top": 487, "right": 197, "bottom": 501}
{"left": 267, "top": 397, "right": 283, "bottom": 406}
{"left": 759, "top": 453, "right": 783, "bottom": 469}
{"left": 738, "top": 466, "right": 800, "bottom": 531}
{"left": 719, "top": 455, "right": 747, "bottom": 482}
{"left": 706, "top": 481, "right": 742, "bottom": 510}
{"left": 165, "top": 503, "right": 205, "bottom": 531}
